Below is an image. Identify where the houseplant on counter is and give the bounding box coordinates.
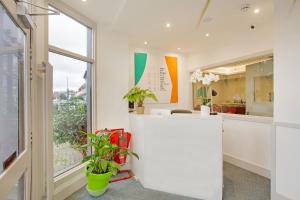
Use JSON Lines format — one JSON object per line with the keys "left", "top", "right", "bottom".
{"left": 81, "top": 130, "right": 139, "bottom": 197}
{"left": 123, "top": 87, "right": 158, "bottom": 114}
{"left": 191, "top": 70, "right": 220, "bottom": 116}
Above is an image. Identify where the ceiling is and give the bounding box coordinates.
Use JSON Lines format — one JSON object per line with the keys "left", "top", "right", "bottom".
{"left": 60, "top": 0, "right": 273, "bottom": 53}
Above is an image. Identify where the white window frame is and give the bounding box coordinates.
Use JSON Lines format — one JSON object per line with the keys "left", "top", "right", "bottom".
{"left": 46, "top": 1, "right": 97, "bottom": 199}
{"left": 0, "top": 0, "right": 32, "bottom": 199}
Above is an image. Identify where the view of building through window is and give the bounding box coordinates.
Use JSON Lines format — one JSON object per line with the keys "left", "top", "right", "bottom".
{"left": 48, "top": 6, "right": 93, "bottom": 176}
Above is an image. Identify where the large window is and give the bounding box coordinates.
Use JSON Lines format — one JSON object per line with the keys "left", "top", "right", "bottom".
{"left": 48, "top": 6, "right": 94, "bottom": 176}
{"left": 193, "top": 56, "right": 273, "bottom": 117}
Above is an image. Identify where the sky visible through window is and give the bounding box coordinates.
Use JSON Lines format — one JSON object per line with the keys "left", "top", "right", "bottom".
{"left": 49, "top": 7, "right": 91, "bottom": 92}
{"left": 50, "top": 52, "right": 87, "bottom": 92}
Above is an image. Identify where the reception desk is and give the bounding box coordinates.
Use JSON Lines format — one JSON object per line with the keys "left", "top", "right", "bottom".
{"left": 129, "top": 113, "right": 223, "bottom": 200}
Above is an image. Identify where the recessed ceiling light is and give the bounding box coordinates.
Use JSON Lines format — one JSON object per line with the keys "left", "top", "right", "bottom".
{"left": 205, "top": 33, "right": 210, "bottom": 37}
{"left": 82, "top": 0, "right": 87, "bottom": 2}
{"left": 166, "top": 23, "right": 171, "bottom": 28}
{"left": 177, "top": 48, "right": 181, "bottom": 50}
{"left": 144, "top": 41, "right": 148, "bottom": 45}
{"left": 254, "top": 8, "right": 260, "bottom": 14}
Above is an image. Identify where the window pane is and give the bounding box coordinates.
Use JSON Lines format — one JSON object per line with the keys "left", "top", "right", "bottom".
{"left": 49, "top": 7, "right": 92, "bottom": 57}
{"left": 254, "top": 75, "right": 273, "bottom": 103}
{"left": 6, "top": 174, "right": 25, "bottom": 200}
{"left": 0, "top": 3, "right": 25, "bottom": 175}
{"left": 246, "top": 59, "right": 274, "bottom": 116}
{"left": 193, "top": 74, "right": 246, "bottom": 113}
{"left": 192, "top": 58, "right": 273, "bottom": 117}
{"left": 50, "top": 52, "right": 90, "bottom": 176}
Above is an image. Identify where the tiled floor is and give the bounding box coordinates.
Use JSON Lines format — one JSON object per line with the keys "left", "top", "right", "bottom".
{"left": 66, "top": 162, "right": 270, "bottom": 200}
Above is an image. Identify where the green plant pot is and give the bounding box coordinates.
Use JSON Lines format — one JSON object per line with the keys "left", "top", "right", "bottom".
{"left": 86, "top": 170, "right": 112, "bottom": 197}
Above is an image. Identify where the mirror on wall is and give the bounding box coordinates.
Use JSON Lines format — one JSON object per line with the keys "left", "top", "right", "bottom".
{"left": 192, "top": 55, "right": 274, "bottom": 117}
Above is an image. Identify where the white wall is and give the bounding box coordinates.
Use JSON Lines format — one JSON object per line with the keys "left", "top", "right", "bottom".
{"left": 129, "top": 48, "right": 191, "bottom": 111}
{"left": 274, "top": 0, "right": 300, "bottom": 125}
{"left": 222, "top": 115, "right": 272, "bottom": 178}
{"left": 273, "top": 0, "right": 300, "bottom": 199}
{"left": 187, "top": 25, "right": 273, "bottom": 71}
{"left": 96, "top": 26, "right": 130, "bottom": 130}
{"left": 96, "top": 43, "right": 192, "bottom": 130}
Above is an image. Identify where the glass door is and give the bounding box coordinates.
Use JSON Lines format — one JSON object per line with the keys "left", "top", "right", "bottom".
{"left": 0, "top": 0, "right": 31, "bottom": 199}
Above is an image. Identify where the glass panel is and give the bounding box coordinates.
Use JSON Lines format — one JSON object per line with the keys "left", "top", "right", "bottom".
{"left": 6, "top": 174, "right": 25, "bottom": 200}
{"left": 50, "top": 52, "right": 90, "bottom": 176}
{"left": 193, "top": 74, "right": 246, "bottom": 114}
{"left": 254, "top": 75, "right": 274, "bottom": 103}
{"left": 0, "top": 3, "right": 25, "bottom": 175}
{"left": 246, "top": 59, "right": 274, "bottom": 116}
{"left": 193, "top": 58, "right": 274, "bottom": 117}
{"left": 48, "top": 6, "right": 92, "bottom": 57}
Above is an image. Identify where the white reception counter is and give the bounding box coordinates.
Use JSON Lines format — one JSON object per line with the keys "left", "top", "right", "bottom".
{"left": 129, "top": 113, "right": 223, "bottom": 200}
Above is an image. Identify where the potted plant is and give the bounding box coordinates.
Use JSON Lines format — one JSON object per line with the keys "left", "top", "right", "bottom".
{"left": 123, "top": 87, "right": 158, "bottom": 114}
{"left": 81, "top": 130, "right": 139, "bottom": 197}
{"left": 191, "top": 70, "right": 220, "bottom": 116}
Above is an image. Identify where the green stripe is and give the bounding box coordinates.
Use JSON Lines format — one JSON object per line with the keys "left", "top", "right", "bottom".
{"left": 134, "top": 53, "right": 147, "bottom": 85}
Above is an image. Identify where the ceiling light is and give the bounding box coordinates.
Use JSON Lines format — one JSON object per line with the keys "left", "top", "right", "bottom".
{"left": 177, "top": 48, "right": 181, "bottom": 50}
{"left": 166, "top": 23, "right": 171, "bottom": 28}
{"left": 205, "top": 33, "right": 210, "bottom": 37}
{"left": 82, "top": 0, "right": 87, "bottom": 2}
{"left": 254, "top": 8, "right": 260, "bottom": 14}
{"left": 144, "top": 41, "right": 148, "bottom": 45}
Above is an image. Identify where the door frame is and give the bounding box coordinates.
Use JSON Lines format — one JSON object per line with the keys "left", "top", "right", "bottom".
{"left": 0, "top": 0, "right": 32, "bottom": 199}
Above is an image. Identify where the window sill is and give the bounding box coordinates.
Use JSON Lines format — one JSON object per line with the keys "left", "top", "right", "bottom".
{"left": 54, "top": 163, "right": 87, "bottom": 200}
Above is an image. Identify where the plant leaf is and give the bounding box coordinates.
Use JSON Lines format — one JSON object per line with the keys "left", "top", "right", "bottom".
{"left": 82, "top": 155, "right": 92, "bottom": 163}
{"left": 100, "top": 159, "right": 108, "bottom": 172}
{"left": 110, "top": 161, "right": 122, "bottom": 170}
{"left": 129, "top": 152, "right": 140, "bottom": 160}
{"left": 109, "top": 167, "right": 118, "bottom": 176}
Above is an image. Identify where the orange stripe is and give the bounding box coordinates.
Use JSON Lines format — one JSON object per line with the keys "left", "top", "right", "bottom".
{"left": 165, "top": 56, "right": 178, "bottom": 103}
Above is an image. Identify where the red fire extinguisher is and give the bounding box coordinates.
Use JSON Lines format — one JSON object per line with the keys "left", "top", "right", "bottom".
{"left": 110, "top": 129, "right": 132, "bottom": 164}
{"left": 104, "top": 128, "right": 134, "bottom": 183}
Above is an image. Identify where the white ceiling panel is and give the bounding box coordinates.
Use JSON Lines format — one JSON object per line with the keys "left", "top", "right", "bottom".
{"left": 59, "top": 0, "right": 273, "bottom": 53}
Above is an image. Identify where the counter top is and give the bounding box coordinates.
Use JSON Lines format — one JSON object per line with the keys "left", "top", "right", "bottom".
{"left": 129, "top": 112, "right": 222, "bottom": 120}
{"left": 219, "top": 113, "right": 273, "bottom": 124}
{"left": 191, "top": 111, "right": 273, "bottom": 124}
